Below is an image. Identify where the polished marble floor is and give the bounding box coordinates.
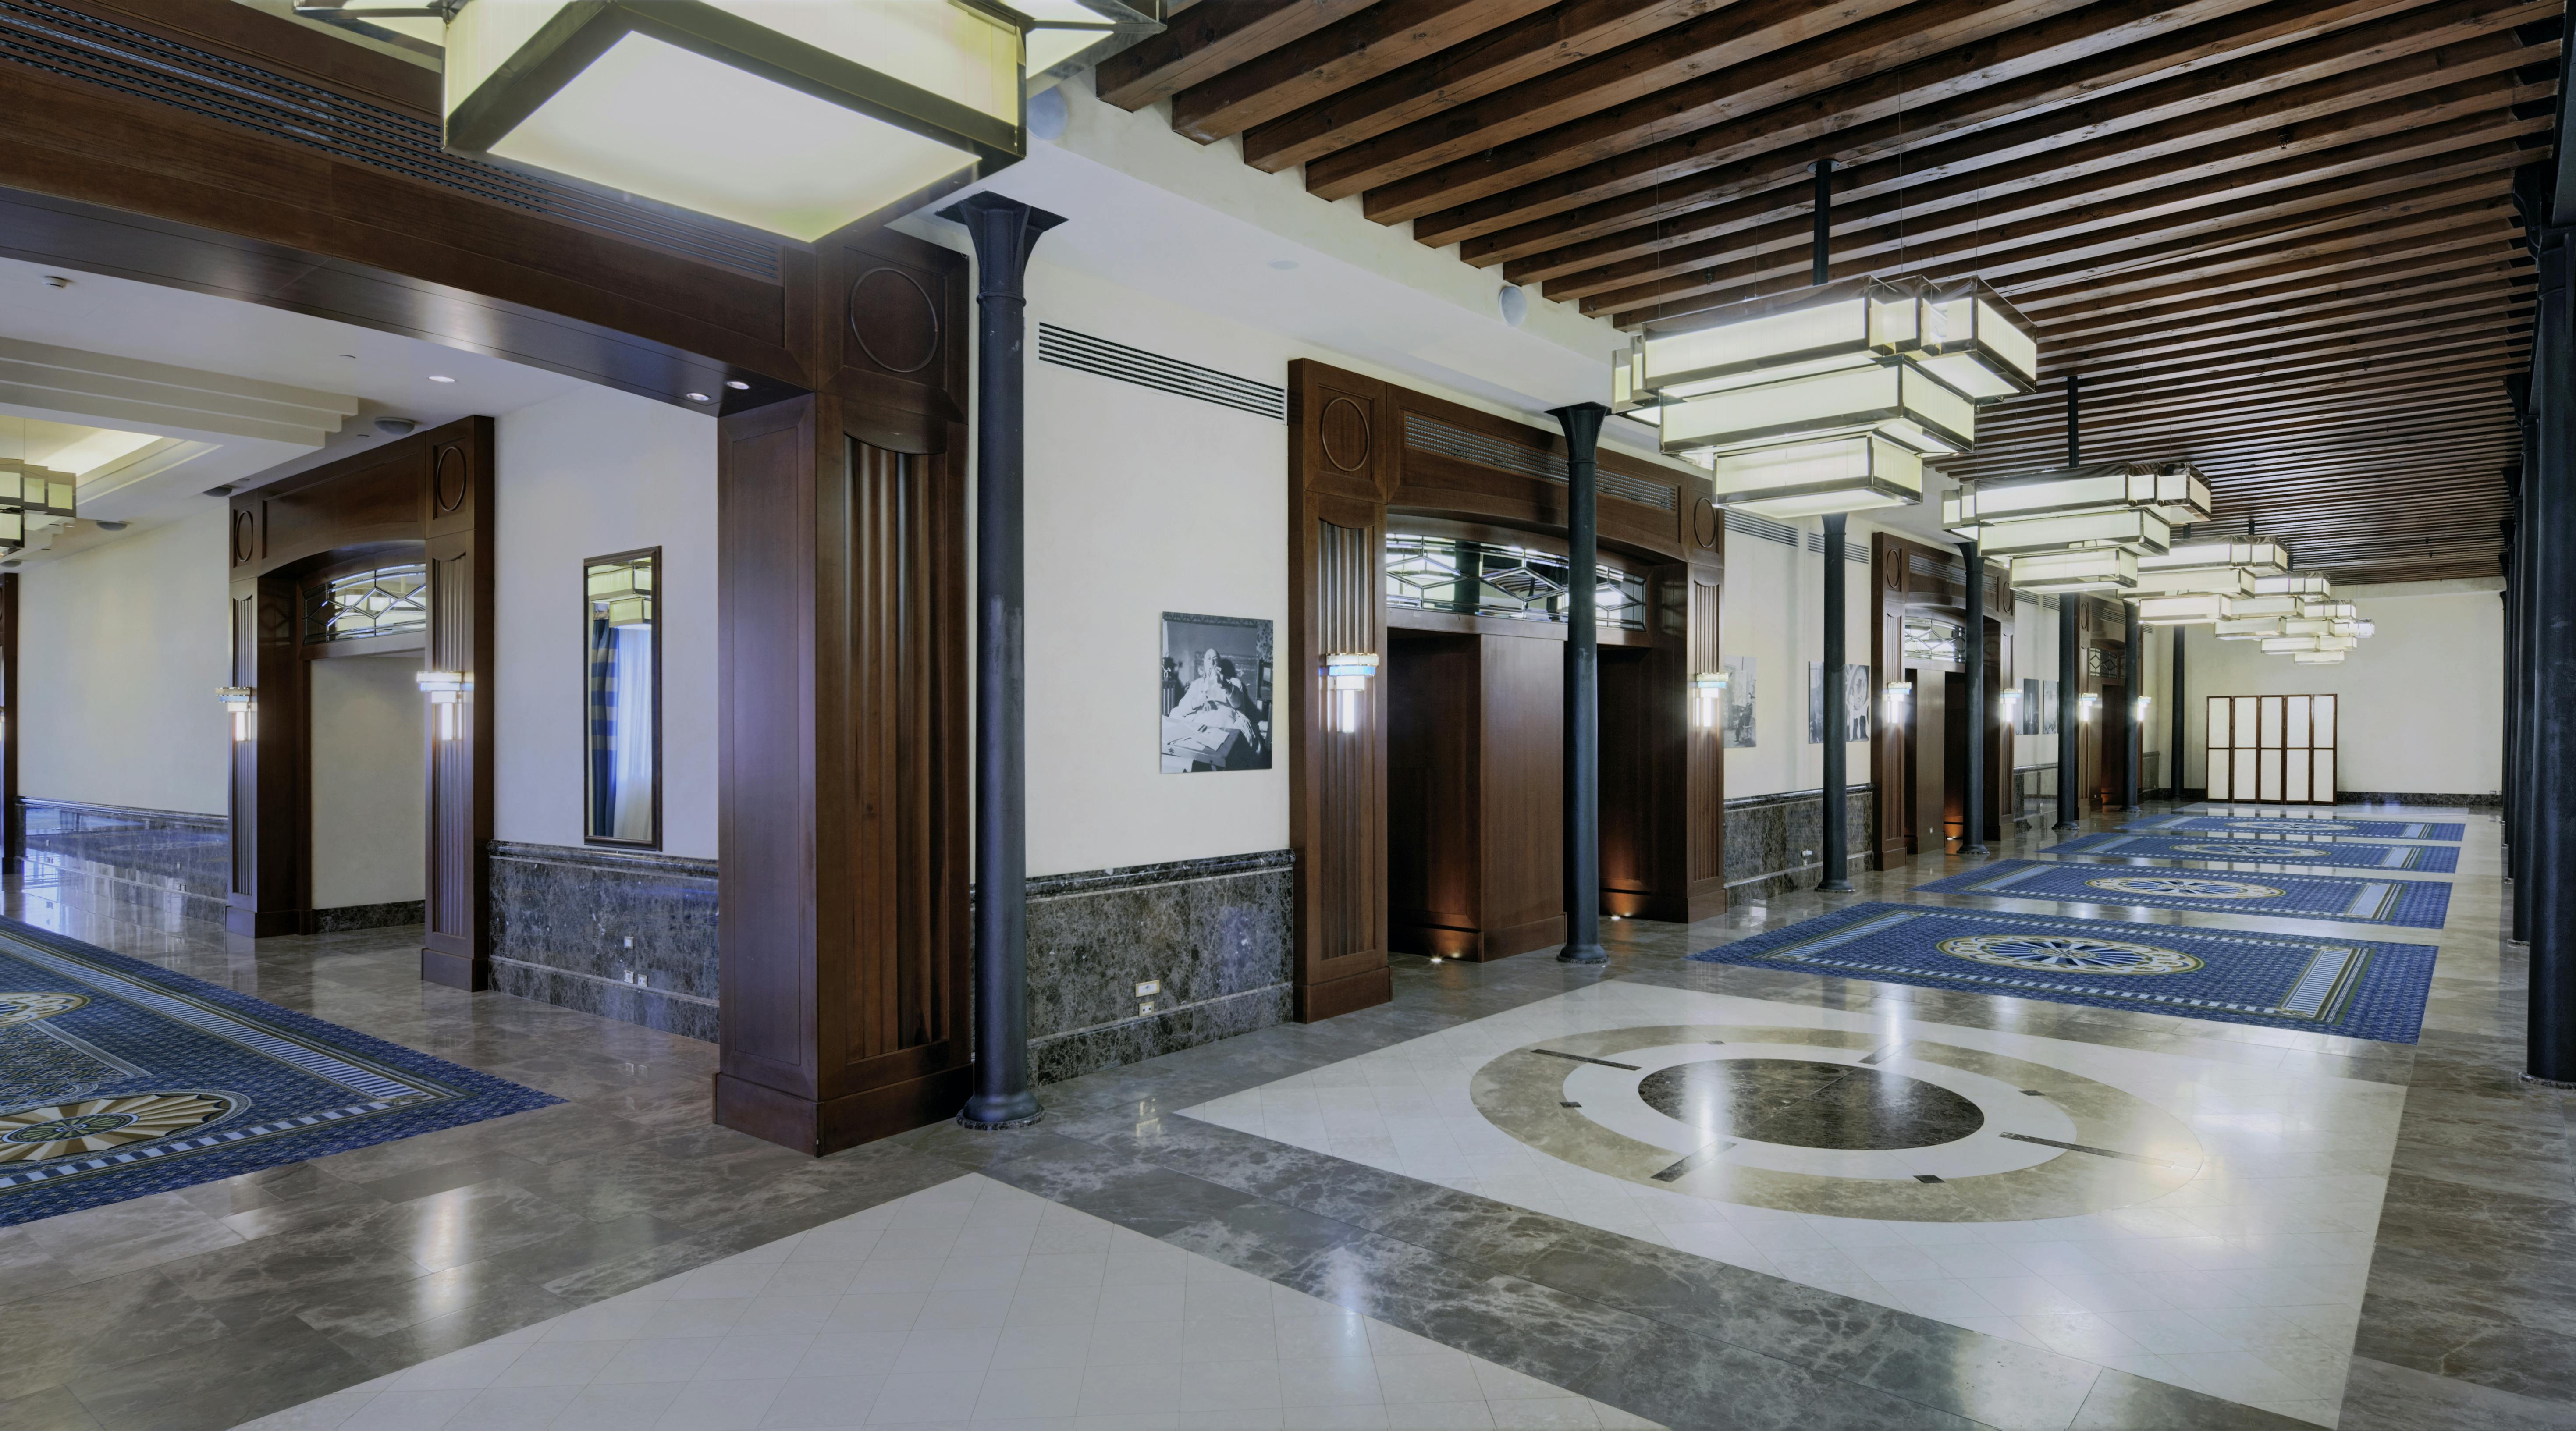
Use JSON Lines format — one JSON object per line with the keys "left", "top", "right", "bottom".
{"left": 0, "top": 800, "right": 2568, "bottom": 1430}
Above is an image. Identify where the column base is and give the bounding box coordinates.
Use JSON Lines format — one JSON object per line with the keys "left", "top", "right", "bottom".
{"left": 2522, "top": 1071, "right": 2576, "bottom": 1090}
{"left": 1815, "top": 879, "right": 1856, "bottom": 893}
{"left": 1556, "top": 944, "right": 1608, "bottom": 965}
{"left": 958, "top": 1091, "right": 1043, "bottom": 1130}
{"left": 1961, "top": 842, "right": 1990, "bottom": 856}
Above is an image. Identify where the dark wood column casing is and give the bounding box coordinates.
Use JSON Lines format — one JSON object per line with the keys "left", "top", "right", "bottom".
{"left": 1289, "top": 363, "right": 1393, "bottom": 1022}
{"left": 421, "top": 425, "right": 497, "bottom": 989}
{"left": 1870, "top": 532, "right": 2015, "bottom": 861}
{"left": 715, "top": 224, "right": 973, "bottom": 1156}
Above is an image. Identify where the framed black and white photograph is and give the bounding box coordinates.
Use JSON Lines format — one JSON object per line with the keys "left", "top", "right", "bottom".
{"left": 1720, "top": 653, "right": 1756, "bottom": 749}
{"left": 2019, "top": 677, "right": 2042, "bottom": 735}
{"left": 1161, "top": 612, "right": 1273, "bottom": 774}
{"left": 1807, "top": 662, "right": 1872, "bottom": 744}
{"left": 2040, "top": 678, "right": 2061, "bottom": 735}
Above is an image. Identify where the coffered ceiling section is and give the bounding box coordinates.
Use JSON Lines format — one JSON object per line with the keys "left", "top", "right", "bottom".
{"left": 1100, "top": 0, "right": 2559, "bottom": 583}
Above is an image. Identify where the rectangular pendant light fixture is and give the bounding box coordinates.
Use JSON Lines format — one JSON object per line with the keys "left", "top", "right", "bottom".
{"left": 1960, "top": 508, "right": 2171, "bottom": 558}
{"left": 2127, "top": 565, "right": 2257, "bottom": 598}
{"left": 2008, "top": 547, "right": 2137, "bottom": 593}
{"left": 1638, "top": 276, "right": 1924, "bottom": 399}
{"left": 1662, "top": 362, "right": 1976, "bottom": 459}
{"left": 2215, "top": 615, "right": 2284, "bottom": 639}
{"left": 2133, "top": 593, "right": 2234, "bottom": 625}
{"left": 2261, "top": 633, "right": 2358, "bottom": 655}
{"left": 1705, "top": 433, "right": 1923, "bottom": 518}
{"left": 1944, "top": 461, "right": 2211, "bottom": 528}
{"left": 1912, "top": 279, "right": 2043, "bottom": 400}
{"left": 2138, "top": 539, "right": 2291, "bottom": 576}
{"left": 2294, "top": 651, "right": 2348, "bottom": 664}
{"left": 2255, "top": 572, "right": 2332, "bottom": 597}
{"left": 442, "top": 1, "right": 1158, "bottom": 241}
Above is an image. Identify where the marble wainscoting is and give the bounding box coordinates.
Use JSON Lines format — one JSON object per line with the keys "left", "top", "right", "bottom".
{"left": 1720, "top": 787, "right": 1876, "bottom": 902}
{"left": 16, "top": 797, "right": 229, "bottom": 925}
{"left": 2339, "top": 790, "right": 2505, "bottom": 807}
{"left": 487, "top": 840, "right": 719, "bottom": 1041}
{"left": 314, "top": 899, "right": 425, "bottom": 931}
{"left": 1025, "top": 849, "right": 1293, "bottom": 1085}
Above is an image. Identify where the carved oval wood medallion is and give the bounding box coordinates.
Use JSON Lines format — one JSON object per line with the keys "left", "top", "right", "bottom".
{"left": 230, "top": 508, "right": 255, "bottom": 564}
{"left": 1319, "top": 396, "right": 1371, "bottom": 472}
{"left": 1691, "top": 496, "right": 1720, "bottom": 550}
{"left": 848, "top": 266, "right": 941, "bottom": 375}
{"left": 433, "top": 445, "right": 469, "bottom": 514}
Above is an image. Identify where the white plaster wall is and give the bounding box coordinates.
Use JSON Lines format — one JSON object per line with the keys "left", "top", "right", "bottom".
{"left": 2010, "top": 595, "right": 2061, "bottom": 776}
{"left": 308, "top": 654, "right": 424, "bottom": 906}
{"left": 492, "top": 384, "right": 718, "bottom": 858}
{"left": 17, "top": 506, "right": 231, "bottom": 814}
{"left": 1715, "top": 520, "right": 1881, "bottom": 801}
{"left": 2179, "top": 578, "right": 2502, "bottom": 797}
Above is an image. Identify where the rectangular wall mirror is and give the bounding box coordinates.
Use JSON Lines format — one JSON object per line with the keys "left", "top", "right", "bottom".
{"left": 585, "top": 548, "right": 660, "bottom": 848}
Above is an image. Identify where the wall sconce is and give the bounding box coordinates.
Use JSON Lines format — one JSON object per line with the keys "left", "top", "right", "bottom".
{"left": 1998, "top": 689, "right": 2022, "bottom": 726}
{"left": 216, "top": 685, "right": 256, "bottom": 743}
{"left": 2133, "top": 695, "right": 2153, "bottom": 722}
{"left": 1322, "top": 653, "right": 1377, "bottom": 735}
{"left": 416, "top": 670, "right": 473, "bottom": 742}
{"left": 2078, "top": 692, "right": 2101, "bottom": 722}
{"left": 1883, "top": 681, "right": 1912, "bottom": 721}
{"left": 1690, "top": 670, "right": 1729, "bottom": 729}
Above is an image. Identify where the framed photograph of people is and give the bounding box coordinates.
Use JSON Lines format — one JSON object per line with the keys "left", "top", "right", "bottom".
{"left": 1161, "top": 613, "right": 1273, "bottom": 773}
{"left": 1807, "top": 662, "right": 1872, "bottom": 744}
{"left": 2019, "top": 677, "right": 2042, "bottom": 735}
{"left": 1720, "top": 654, "right": 1756, "bottom": 749}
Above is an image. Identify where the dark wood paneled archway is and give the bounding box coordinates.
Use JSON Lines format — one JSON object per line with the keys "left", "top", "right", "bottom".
{"left": 226, "top": 418, "right": 494, "bottom": 989}
{"left": 1870, "top": 532, "right": 2013, "bottom": 869}
{"left": 1288, "top": 360, "right": 1722, "bottom": 1020}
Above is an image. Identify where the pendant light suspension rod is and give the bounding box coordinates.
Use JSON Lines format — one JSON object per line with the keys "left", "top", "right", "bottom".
{"left": 2065, "top": 373, "right": 2081, "bottom": 467}
{"left": 1810, "top": 158, "right": 1834, "bottom": 286}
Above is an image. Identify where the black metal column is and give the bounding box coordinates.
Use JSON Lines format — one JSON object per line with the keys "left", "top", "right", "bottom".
{"left": 2530, "top": 221, "right": 2576, "bottom": 1085}
{"left": 2170, "top": 626, "right": 2187, "bottom": 801}
{"left": 1820, "top": 513, "right": 1854, "bottom": 891}
{"left": 1958, "top": 540, "right": 1987, "bottom": 856}
{"left": 2511, "top": 380, "right": 2537, "bottom": 945}
{"left": 2123, "top": 602, "right": 2143, "bottom": 811}
{"left": 1555, "top": 402, "right": 1610, "bottom": 965}
{"left": 2056, "top": 598, "right": 2080, "bottom": 830}
{"left": 948, "top": 192, "right": 1064, "bottom": 1130}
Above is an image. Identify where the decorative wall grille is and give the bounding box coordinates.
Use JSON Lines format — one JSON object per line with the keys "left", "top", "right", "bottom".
{"left": 1036, "top": 324, "right": 1287, "bottom": 419}
{"left": 1401, "top": 413, "right": 1677, "bottom": 512}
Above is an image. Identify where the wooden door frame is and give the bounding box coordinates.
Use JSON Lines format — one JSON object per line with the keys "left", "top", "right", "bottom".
{"left": 225, "top": 418, "right": 495, "bottom": 988}
{"left": 1870, "top": 533, "right": 2013, "bottom": 865}
{"left": 1287, "top": 361, "right": 1720, "bottom": 1021}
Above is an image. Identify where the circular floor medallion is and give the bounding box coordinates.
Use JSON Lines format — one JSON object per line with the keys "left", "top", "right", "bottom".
{"left": 0, "top": 993, "right": 86, "bottom": 1027}
{"left": 2225, "top": 819, "right": 2357, "bottom": 833}
{"left": 2173, "top": 842, "right": 2323, "bottom": 859}
{"left": 1936, "top": 934, "right": 2203, "bottom": 975}
{"left": 1638, "top": 1058, "right": 1983, "bottom": 1150}
{"left": 2084, "top": 876, "right": 2283, "bottom": 900}
{"left": 0, "top": 1093, "right": 232, "bottom": 1162}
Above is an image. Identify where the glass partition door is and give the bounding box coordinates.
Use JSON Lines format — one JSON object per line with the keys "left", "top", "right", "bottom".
{"left": 585, "top": 549, "right": 660, "bottom": 847}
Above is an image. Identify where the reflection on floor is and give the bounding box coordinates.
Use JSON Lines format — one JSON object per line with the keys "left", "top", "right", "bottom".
{"left": 246, "top": 1172, "right": 1657, "bottom": 1430}
{"left": 1, "top": 801, "right": 2568, "bottom": 1431}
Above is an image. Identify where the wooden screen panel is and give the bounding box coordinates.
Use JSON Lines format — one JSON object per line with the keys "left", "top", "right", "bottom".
{"left": 2203, "top": 690, "right": 2339, "bottom": 806}
{"left": 2205, "top": 696, "right": 2231, "bottom": 799}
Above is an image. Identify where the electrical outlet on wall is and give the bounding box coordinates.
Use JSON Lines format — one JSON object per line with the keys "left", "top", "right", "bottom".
{"left": 1137, "top": 999, "right": 1157, "bottom": 1016}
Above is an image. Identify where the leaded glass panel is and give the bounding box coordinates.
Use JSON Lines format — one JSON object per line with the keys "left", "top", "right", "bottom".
{"left": 1901, "top": 617, "right": 1962, "bottom": 665}
{"left": 1385, "top": 534, "right": 1647, "bottom": 629}
{"left": 303, "top": 563, "right": 428, "bottom": 643}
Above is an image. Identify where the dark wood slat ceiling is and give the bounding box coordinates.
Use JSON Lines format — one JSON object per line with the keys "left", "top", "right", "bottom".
{"left": 1102, "top": 0, "right": 2560, "bottom": 584}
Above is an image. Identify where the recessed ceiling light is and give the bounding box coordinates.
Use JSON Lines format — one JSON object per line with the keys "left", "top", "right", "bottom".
{"left": 725, "top": 380, "right": 750, "bottom": 390}
{"left": 427, "top": 374, "right": 456, "bottom": 383}
{"left": 1269, "top": 259, "right": 1298, "bottom": 270}
{"left": 686, "top": 392, "right": 711, "bottom": 403}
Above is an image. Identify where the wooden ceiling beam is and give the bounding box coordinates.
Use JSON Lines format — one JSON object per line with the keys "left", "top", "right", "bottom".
{"left": 2037, "top": 248, "right": 2531, "bottom": 341}
{"left": 1516, "top": 77, "right": 2540, "bottom": 291}
{"left": 1094, "top": 0, "right": 1384, "bottom": 110}
{"left": 2047, "top": 276, "right": 2536, "bottom": 361}
{"left": 1962, "top": 357, "right": 2526, "bottom": 440}
{"left": 1304, "top": 0, "right": 1943, "bottom": 200}
{"left": 2041, "top": 296, "right": 2533, "bottom": 379}
{"left": 1563, "top": 101, "right": 2540, "bottom": 309}
{"left": 1413, "top": 0, "right": 2301, "bottom": 247}
{"left": 1239, "top": 0, "right": 1730, "bottom": 172}
{"left": 1420, "top": 0, "right": 2544, "bottom": 250}
{"left": 1170, "top": 0, "right": 1562, "bottom": 140}
{"left": 2011, "top": 224, "right": 2521, "bottom": 314}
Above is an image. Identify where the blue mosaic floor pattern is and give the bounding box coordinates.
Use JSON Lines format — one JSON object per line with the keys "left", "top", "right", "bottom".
{"left": 1915, "top": 859, "right": 2452, "bottom": 929}
{"left": 2126, "top": 814, "right": 2466, "bottom": 842}
{"left": 2043, "top": 831, "right": 2461, "bottom": 873}
{"left": 1688, "top": 902, "right": 2436, "bottom": 1042}
{"left": 0, "top": 917, "right": 558, "bottom": 1226}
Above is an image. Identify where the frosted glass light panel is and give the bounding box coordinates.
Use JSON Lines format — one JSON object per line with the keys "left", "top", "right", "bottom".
{"left": 2139, "top": 539, "right": 2291, "bottom": 575}
{"left": 585, "top": 549, "right": 660, "bottom": 848}
{"left": 1704, "top": 433, "right": 1922, "bottom": 518}
{"left": 1663, "top": 362, "right": 1975, "bottom": 459}
{"left": 1910, "top": 279, "right": 2042, "bottom": 400}
{"left": 1638, "top": 276, "right": 1923, "bottom": 399}
{"left": 1943, "top": 461, "right": 2209, "bottom": 528}
{"left": 2005, "top": 547, "right": 2138, "bottom": 593}
{"left": 444, "top": 2, "right": 1027, "bottom": 241}
{"left": 1961, "top": 508, "right": 2171, "bottom": 559}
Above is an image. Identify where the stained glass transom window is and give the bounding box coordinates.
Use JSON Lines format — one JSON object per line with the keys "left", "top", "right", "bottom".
{"left": 1385, "top": 534, "right": 1647, "bottom": 629}
{"left": 1902, "top": 617, "right": 1963, "bottom": 665}
{"left": 304, "top": 564, "right": 427, "bottom": 643}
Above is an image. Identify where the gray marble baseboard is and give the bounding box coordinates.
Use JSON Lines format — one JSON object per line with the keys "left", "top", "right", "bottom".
{"left": 18, "top": 798, "right": 228, "bottom": 905}
{"left": 2337, "top": 791, "right": 2503, "bottom": 808}
{"left": 1721, "top": 788, "right": 1877, "bottom": 902}
{"left": 314, "top": 900, "right": 425, "bottom": 932}
{"left": 487, "top": 840, "right": 718, "bottom": 1038}
{"left": 1027, "top": 850, "right": 1293, "bottom": 1086}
